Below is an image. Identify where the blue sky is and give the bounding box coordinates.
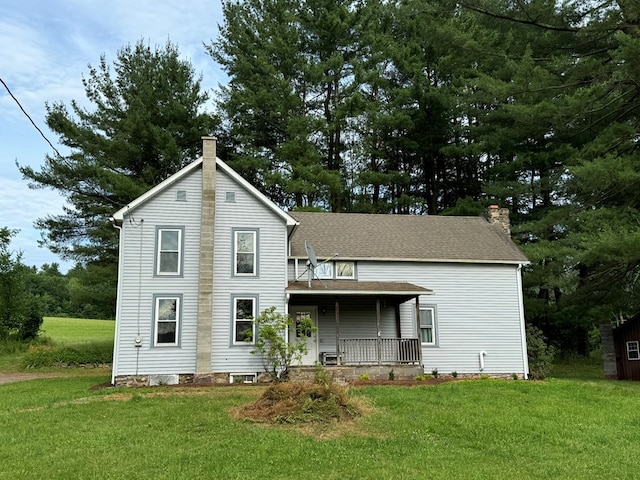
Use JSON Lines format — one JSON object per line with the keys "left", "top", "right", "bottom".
{"left": 1, "top": 0, "right": 226, "bottom": 271}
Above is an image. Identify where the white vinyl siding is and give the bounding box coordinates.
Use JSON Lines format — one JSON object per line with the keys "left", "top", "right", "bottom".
{"left": 287, "top": 260, "right": 526, "bottom": 376}
{"left": 112, "top": 169, "right": 202, "bottom": 376}
{"left": 211, "top": 169, "right": 289, "bottom": 373}
{"left": 363, "top": 261, "right": 525, "bottom": 375}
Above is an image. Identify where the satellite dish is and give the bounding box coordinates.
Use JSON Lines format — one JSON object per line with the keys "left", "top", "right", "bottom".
{"left": 304, "top": 240, "right": 318, "bottom": 268}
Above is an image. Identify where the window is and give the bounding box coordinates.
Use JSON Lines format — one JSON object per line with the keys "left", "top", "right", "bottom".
{"left": 419, "top": 307, "right": 436, "bottom": 345}
{"left": 156, "top": 227, "right": 183, "bottom": 275}
{"left": 234, "top": 230, "right": 257, "bottom": 275}
{"left": 627, "top": 341, "right": 640, "bottom": 360}
{"left": 225, "top": 191, "right": 236, "bottom": 203}
{"left": 233, "top": 297, "right": 256, "bottom": 344}
{"left": 153, "top": 295, "right": 181, "bottom": 346}
{"left": 336, "top": 261, "right": 355, "bottom": 279}
{"left": 314, "top": 261, "right": 333, "bottom": 279}
{"left": 176, "top": 190, "right": 187, "bottom": 201}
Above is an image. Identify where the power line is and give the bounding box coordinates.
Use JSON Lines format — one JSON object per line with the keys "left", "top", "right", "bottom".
{"left": 0, "top": 76, "right": 62, "bottom": 157}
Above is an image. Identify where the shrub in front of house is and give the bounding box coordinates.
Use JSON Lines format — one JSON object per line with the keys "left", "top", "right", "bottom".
{"left": 22, "top": 342, "right": 112, "bottom": 368}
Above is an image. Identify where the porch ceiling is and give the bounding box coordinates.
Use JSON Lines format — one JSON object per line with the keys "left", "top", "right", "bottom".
{"left": 287, "top": 280, "right": 432, "bottom": 302}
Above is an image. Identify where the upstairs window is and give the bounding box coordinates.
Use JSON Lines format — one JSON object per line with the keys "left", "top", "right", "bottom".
{"left": 627, "top": 341, "right": 639, "bottom": 360}
{"left": 234, "top": 230, "right": 257, "bottom": 276}
{"left": 315, "top": 262, "right": 333, "bottom": 279}
{"left": 419, "top": 307, "right": 437, "bottom": 346}
{"left": 156, "top": 227, "right": 183, "bottom": 276}
{"left": 336, "top": 261, "right": 355, "bottom": 279}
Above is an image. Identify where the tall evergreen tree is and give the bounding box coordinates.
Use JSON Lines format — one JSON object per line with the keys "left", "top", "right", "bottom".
{"left": 19, "top": 40, "right": 217, "bottom": 317}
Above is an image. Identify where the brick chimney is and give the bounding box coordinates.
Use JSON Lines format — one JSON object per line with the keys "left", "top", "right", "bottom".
{"left": 486, "top": 205, "right": 511, "bottom": 236}
{"left": 196, "top": 136, "right": 216, "bottom": 377}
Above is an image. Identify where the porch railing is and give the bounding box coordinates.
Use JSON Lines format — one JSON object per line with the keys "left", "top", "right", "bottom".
{"left": 338, "top": 338, "right": 421, "bottom": 365}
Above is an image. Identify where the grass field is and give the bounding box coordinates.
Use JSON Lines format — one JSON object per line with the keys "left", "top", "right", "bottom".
{"left": 3, "top": 320, "right": 639, "bottom": 479}
{"left": 0, "top": 317, "right": 114, "bottom": 372}
{"left": 39, "top": 317, "right": 115, "bottom": 345}
{"left": 1, "top": 373, "right": 639, "bottom": 479}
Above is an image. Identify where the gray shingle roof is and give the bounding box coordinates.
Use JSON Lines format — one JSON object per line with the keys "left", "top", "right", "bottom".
{"left": 289, "top": 212, "right": 528, "bottom": 264}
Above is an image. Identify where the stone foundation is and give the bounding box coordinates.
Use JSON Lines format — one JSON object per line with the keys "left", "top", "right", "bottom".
{"left": 113, "top": 368, "right": 524, "bottom": 386}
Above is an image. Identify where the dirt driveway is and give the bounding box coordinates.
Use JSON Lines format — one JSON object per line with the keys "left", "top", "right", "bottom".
{"left": 0, "top": 372, "right": 67, "bottom": 385}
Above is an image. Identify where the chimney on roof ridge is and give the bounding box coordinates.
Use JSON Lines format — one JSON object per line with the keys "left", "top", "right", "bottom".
{"left": 486, "top": 205, "right": 511, "bottom": 236}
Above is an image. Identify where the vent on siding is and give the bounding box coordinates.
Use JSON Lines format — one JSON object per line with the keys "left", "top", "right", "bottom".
{"left": 225, "top": 191, "right": 236, "bottom": 203}
{"left": 176, "top": 190, "right": 187, "bottom": 202}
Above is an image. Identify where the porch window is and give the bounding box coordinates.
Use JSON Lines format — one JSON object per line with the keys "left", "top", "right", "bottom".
{"left": 155, "top": 227, "right": 183, "bottom": 275}
{"left": 627, "top": 341, "right": 640, "bottom": 360}
{"left": 233, "top": 297, "right": 256, "bottom": 344}
{"left": 419, "top": 307, "right": 436, "bottom": 345}
{"left": 153, "top": 295, "right": 181, "bottom": 346}
{"left": 336, "top": 261, "right": 355, "bottom": 279}
{"left": 234, "top": 230, "right": 257, "bottom": 276}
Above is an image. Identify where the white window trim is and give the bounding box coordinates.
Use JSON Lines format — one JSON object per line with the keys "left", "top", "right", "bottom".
{"left": 627, "top": 341, "right": 640, "bottom": 361}
{"left": 155, "top": 227, "right": 183, "bottom": 276}
{"left": 153, "top": 295, "right": 181, "bottom": 347}
{"left": 419, "top": 306, "right": 437, "bottom": 346}
{"left": 315, "top": 261, "right": 333, "bottom": 279}
{"left": 233, "top": 229, "right": 257, "bottom": 276}
{"left": 335, "top": 261, "right": 355, "bottom": 279}
{"left": 232, "top": 296, "right": 257, "bottom": 345}
{"left": 229, "top": 373, "right": 257, "bottom": 384}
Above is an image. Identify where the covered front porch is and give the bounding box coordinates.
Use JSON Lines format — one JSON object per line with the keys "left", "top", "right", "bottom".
{"left": 286, "top": 280, "right": 432, "bottom": 368}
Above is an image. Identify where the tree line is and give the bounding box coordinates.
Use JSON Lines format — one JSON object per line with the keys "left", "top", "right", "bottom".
{"left": 10, "top": 0, "right": 640, "bottom": 355}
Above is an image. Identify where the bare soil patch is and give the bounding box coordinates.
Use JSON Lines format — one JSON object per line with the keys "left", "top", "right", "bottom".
{"left": 0, "top": 372, "right": 68, "bottom": 385}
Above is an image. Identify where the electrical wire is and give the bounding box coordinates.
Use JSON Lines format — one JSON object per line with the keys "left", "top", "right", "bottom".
{"left": 0, "top": 76, "right": 62, "bottom": 157}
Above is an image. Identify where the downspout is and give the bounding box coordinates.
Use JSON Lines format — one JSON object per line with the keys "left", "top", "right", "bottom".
{"left": 110, "top": 217, "right": 124, "bottom": 385}
{"left": 517, "top": 263, "right": 530, "bottom": 379}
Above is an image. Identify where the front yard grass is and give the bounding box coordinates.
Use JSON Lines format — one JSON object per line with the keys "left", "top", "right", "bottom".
{"left": 1, "top": 372, "right": 639, "bottom": 479}
{"left": 0, "top": 317, "right": 114, "bottom": 372}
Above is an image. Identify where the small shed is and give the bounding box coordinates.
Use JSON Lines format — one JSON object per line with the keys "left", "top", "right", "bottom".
{"left": 608, "top": 316, "right": 640, "bottom": 380}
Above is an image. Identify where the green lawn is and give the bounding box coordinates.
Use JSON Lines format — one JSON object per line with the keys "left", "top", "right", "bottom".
{"left": 40, "top": 316, "right": 115, "bottom": 345}
{"left": 0, "top": 317, "right": 114, "bottom": 372}
{"left": 1, "top": 373, "right": 639, "bottom": 479}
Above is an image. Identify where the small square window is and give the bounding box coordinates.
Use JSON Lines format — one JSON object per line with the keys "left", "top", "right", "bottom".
{"left": 225, "top": 191, "right": 236, "bottom": 203}
{"left": 627, "top": 341, "right": 639, "bottom": 360}
{"left": 336, "top": 261, "right": 355, "bottom": 279}
{"left": 176, "top": 190, "right": 187, "bottom": 201}
{"left": 315, "top": 262, "right": 333, "bottom": 279}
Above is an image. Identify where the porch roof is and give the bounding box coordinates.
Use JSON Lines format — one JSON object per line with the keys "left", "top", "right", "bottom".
{"left": 286, "top": 280, "right": 432, "bottom": 301}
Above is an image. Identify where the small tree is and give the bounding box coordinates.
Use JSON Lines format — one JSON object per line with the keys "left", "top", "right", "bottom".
{"left": 526, "top": 324, "right": 556, "bottom": 380}
{"left": 0, "top": 228, "right": 43, "bottom": 340}
{"left": 249, "top": 306, "right": 316, "bottom": 381}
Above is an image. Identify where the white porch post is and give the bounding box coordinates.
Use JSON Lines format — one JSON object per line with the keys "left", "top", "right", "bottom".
{"left": 335, "top": 297, "right": 341, "bottom": 365}
{"left": 415, "top": 296, "right": 423, "bottom": 367}
{"left": 376, "top": 298, "right": 382, "bottom": 366}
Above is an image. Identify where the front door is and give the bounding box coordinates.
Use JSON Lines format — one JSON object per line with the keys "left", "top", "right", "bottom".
{"left": 290, "top": 306, "right": 318, "bottom": 366}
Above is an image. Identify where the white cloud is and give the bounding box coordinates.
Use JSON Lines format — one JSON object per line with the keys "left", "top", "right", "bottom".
{"left": 0, "top": 177, "right": 70, "bottom": 269}
{"left": 0, "top": 0, "right": 228, "bottom": 270}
